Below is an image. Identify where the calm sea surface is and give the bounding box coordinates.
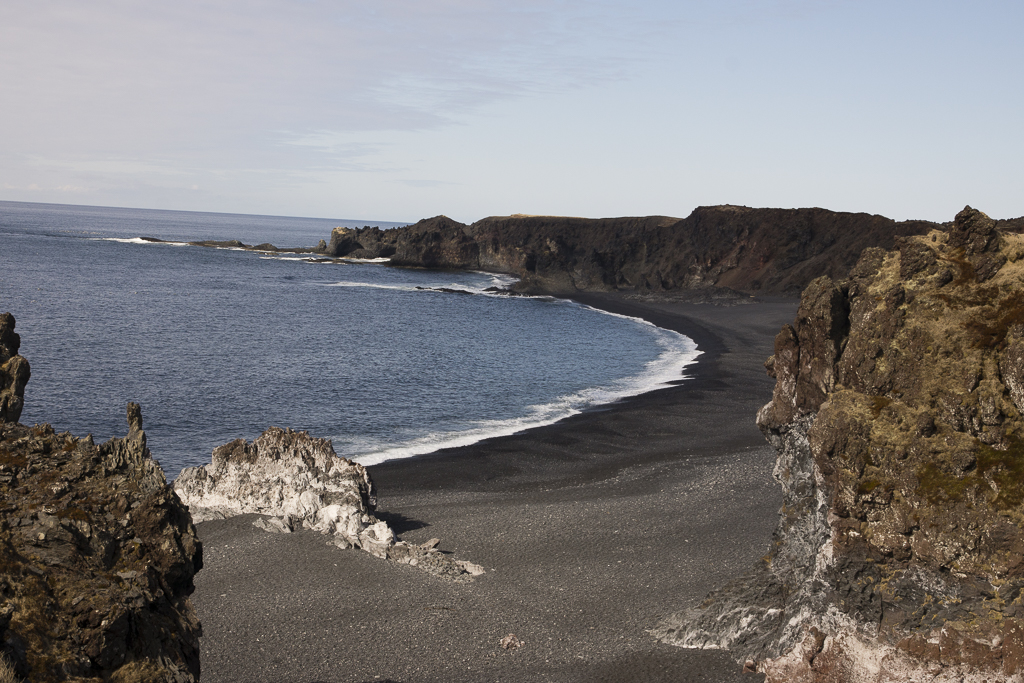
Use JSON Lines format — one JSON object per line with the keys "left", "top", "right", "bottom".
{"left": 0, "top": 201, "right": 699, "bottom": 477}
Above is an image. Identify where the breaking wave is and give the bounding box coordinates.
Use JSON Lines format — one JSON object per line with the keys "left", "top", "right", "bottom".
{"left": 340, "top": 321, "right": 699, "bottom": 466}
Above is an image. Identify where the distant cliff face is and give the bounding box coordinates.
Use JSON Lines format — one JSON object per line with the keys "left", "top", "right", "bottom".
{"left": 0, "top": 316, "right": 202, "bottom": 683}
{"left": 470, "top": 207, "right": 947, "bottom": 295}
{"left": 324, "top": 206, "right": 965, "bottom": 295}
{"left": 655, "top": 207, "right": 1024, "bottom": 681}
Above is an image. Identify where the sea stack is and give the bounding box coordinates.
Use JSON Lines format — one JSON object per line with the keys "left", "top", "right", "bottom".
{"left": 0, "top": 313, "right": 30, "bottom": 423}
{"left": 655, "top": 207, "right": 1024, "bottom": 681}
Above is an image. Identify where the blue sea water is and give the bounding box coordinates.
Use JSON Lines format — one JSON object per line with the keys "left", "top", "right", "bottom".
{"left": 0, "top": 200, "right": 700, "bottom": 477}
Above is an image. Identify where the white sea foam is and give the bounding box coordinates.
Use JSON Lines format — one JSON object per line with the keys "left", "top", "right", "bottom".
{"left": 93, "top": 237, "right": 191, "bottom": 246}
{"left": 311, "top": 271, "right": 703, "bottom": 466}
{"left": 324, "top": 281, "right": 422, "bottom": 292}
{"left": 93, "top": 237, "right": 254, "bottom": 250}
{"left": 345, "top": 321, "right": 700, "bottom": 466}
{"left": 256, "top": 255, "right": 392, "bottom": 264}
{"left": 471, "top": 271, "right": 519, "bottom": 289}
{"left": 321, "top": 280, "right": 504, "bottom": 295}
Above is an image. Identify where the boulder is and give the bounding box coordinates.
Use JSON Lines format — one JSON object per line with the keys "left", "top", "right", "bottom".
{"left": 174, "top": 427, "right": 482, "bottom": 580}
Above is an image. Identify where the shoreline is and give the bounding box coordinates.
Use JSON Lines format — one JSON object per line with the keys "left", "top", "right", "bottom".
{"left": 367, "top": 291, "right": 784, "bottom": 491}
{"left": 351, "top": 291, "right": 703, "bottom": 468}
{"left": 191, "top": 292, "right": 799, "bottom": 682}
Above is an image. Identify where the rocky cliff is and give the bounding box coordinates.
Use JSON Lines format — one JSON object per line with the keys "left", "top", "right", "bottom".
{"left": 322, "top": 207, "right": 977, "bottom": 295}
{"left": 324, "top": 215, "right": 478, "bottom": 268}
{"left": 654, "top": 207, "right": 1024, "bottom": 681}
{"left": 174, "top": 427, "right": 484, "bottom": 581}
{"left": 0, "top": 317, "right": 202, "bottom": 683}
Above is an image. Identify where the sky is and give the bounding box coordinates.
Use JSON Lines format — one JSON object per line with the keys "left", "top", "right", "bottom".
{"left": 1, "top": 0, "right": 1021, "bottom": 224}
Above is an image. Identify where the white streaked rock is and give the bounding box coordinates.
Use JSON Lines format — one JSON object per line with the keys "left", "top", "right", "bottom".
{"left": 174, "top": 426, "right": 481, "bottom": 580}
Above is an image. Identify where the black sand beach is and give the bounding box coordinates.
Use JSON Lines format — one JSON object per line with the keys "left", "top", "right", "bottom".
{"left": 191, "top": 293, "right": 799, "bottom": 682}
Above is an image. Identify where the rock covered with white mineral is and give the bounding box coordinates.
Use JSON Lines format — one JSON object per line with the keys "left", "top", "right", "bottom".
{"left": 174, "top": 426, "right": 482, "bottom": 579}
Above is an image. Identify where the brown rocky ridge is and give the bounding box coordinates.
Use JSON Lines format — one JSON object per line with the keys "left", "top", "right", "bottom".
{"left": 654, "top": 207, "right": 1024, "bottom": 681}
{"left": 322, "top": 206, "right": 988, "bottom": 296}
{"left": 0, "top": 314, "right": 202, "bottom": 683}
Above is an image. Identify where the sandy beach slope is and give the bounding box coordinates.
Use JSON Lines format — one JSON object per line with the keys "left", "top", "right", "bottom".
{"left": 190, "top": 293, "right": 798, "bottom": 682}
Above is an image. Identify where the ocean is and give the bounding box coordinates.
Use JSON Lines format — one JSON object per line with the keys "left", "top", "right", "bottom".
{"left": 0, "top": 200, "right": 700, "bottom": 478}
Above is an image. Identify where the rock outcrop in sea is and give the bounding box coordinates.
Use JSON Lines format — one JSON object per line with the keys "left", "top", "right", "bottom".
{"left": 174, "top": 427, "right": 484, "bottom": 581}
{"left": 654, "top": 207, "right": 1024, "bottom": 681}
{"left": 0, "top": 313, "right": 30, "bottom": 424}
{"left": 0, "top": 314, "right": 202, "bottom": 683}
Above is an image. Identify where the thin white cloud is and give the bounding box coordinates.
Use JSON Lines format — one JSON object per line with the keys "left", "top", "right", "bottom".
{"left": 397, "top": 179, "right": 462, "bottom": 189}
{"left": 0, "top": 0, "right": 1020, "bottom": 222}
{"left": 0, "top": 0, "right": 647, "bottom": 140}
{"left": 0, "top": 0, "right": 663, "bottom": 214}
{"left": 25, "top": 156, "right": 189, "bottom": 177}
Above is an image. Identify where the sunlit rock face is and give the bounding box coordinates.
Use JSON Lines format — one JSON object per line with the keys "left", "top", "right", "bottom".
{"left": 656, "top": 207, "right": 1024, "bottom": 682}
{"left": 175, "top": 427, "right": 483, "bottom": 581}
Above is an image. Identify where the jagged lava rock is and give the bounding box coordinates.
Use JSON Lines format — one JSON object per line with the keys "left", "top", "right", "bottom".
{"left": 389, "top": 215, "right": 479, "bottom": 269}
{"left": 1, "top": 390, "right": 202, "bottom": 682}
{"left": 174, "top": 427, "right": 379, "bottom": 543}
{"left": 325, "top": 225, "right": 398, "bottom": 259}
{"left": 174, "top": 427, "right": 482, "bottom": 580}
{"left": 655, "top": 207, "right": 1024, "bottom": 681}
{"left": 0, "top": 313, "right": 30, "bottom": 423}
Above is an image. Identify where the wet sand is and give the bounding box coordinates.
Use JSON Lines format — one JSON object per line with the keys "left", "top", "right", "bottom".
{"left": 191, "top": 293, "right": 798, "bottom": 682}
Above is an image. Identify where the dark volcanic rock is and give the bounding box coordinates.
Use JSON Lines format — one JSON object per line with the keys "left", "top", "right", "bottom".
{"left": 655, "top": 207, "right": 1024, "bottom": 681}
{"left": 389, "top": 215, "right": 479, "bottom": 269}
{"left": 470, "top": 206, "right": 943, "bottom": 295}
{"left": 188, "top": 239, "right": 246, "bottom": 249}
{"left": 326, "top": 217, "right": 478, "bottom": 266}
{"left": 0, "top": 313, "right": 30, "bottom": 423}
{"left": 948, "top": 205, "right": 999, "bottom": 256}
{"left": 324, "top": 225, "right": 398, "bottom": 259}
{"left": 0, "top": 316, "right": 201, "bottom": 683}
{"left": 323, "top": 206, "right": 974, "bottom": 296}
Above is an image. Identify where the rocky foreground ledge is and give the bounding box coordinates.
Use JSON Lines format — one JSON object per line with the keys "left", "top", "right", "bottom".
{"left": 1, "top": 316, "right": 202, "bottom": 683}
{"left": 655, "top": 207, "right": 1024, "bottom": 681}
{"left": 174, "top": 427, "right": 484, "bottom": 581}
